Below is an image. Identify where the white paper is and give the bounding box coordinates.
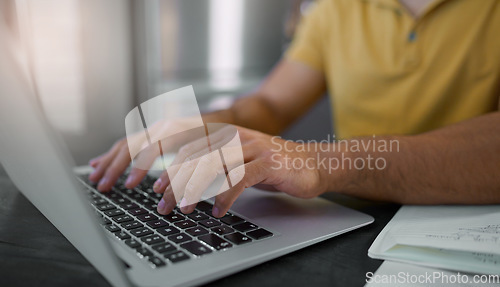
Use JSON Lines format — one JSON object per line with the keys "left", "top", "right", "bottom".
{"left": 369, "top": 205, "right": 500, "bottom": 275}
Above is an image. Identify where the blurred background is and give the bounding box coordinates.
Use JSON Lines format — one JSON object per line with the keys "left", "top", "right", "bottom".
{"left": 1, "top": 0, "right": 331, "bottom": 165}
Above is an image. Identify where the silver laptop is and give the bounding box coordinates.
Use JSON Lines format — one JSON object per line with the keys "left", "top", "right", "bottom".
{"left": 0, "top": 24, "right": 374, "bottom": 287}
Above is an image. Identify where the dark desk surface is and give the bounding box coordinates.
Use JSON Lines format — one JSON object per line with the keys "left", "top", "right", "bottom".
{"left": 0, "top": 165, "right": 400, "bottom": 287}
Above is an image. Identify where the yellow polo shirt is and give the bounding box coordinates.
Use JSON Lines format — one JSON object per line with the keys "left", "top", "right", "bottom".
{"left": 286, "top": 0, "right": 500, "bottom": 139}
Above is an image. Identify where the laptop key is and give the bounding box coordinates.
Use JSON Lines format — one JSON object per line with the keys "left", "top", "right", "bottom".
{"left": 211, "top": 226, "right": 234, "bottom": 235}
{"left": 112, "top": 197, "right": 130, "bottom": 205}
{"left": 141, "top": 234, "right": 164, "bottom": 245}
{"left": 199, "top": 219, "right": 221, "bottom": 228}
{"left": 124, "top": 238, "right": 141, "bottom": 248}
{"left": 120, "top": 203, "right": 139, "bottom": 210}
{"left": 151, "top": 193, "right": 163, "bottom": 200}
{"left": 112, "top": 215, "right": 133, "bottom": 223}
{"left": 91, "top": 198, "right": 107, "bottom": 206}
{"left": 104, "top": 209, "right": 125, "bottom": 217}
{"left": 131, "top": 193, "right": 146, "bottom": 201}
{"left": 101, "top": 191, "right": 115, "bottom": 197}
{"left": 199, "top": 234, "right": 232, "bottom": 250}
{"left": 139, "top": 198, "right": 154, "bottom": 205}
{"left": 136, "top": 247, "right": 153, "bottom": 258}
{"left": 185, "top": 226, "right": 209, "bottom": 237}
{"left": 105, "top": 224, "right": 120, "bottom": 233}
{"left": 144, "top": 175, "right": 157, "bottom": 186}
{"left": 119, "top": 188, "right": 135, "bottom": 196}
{"left": 115, "top": 231, "right": 131, "bottom": 240}
{"left": 152, "top": 242, "right": 176, "bottom": 254}
{"left": 181, "top": 241, "right": 212, "bottom": 256}
{"left": 157, "top": 226, "right": 180, "bottom": 236}
{"left": 247, "top": 228, "right": 273, "bottom": 240}
{"left": 148, "top": 256, "right": 166, "bottom": 268}
{"left": 130, "top": 227, "right": 153, "bottom": 237}
{"left": 174, "top": 220, "right": 197, "bottom": 229}
{"left": 106, "top": 194, "right": 126, "bottom": 203}
{"left": 137, "top": 214, "right": 158, "bottom": 222}
{"left": 146, "top": 220, "right": 169, "bottom": 229}
{"left": 220, "top": 215, "right": 245, "bottom": 225}
{"left": 187, "top": 212, "right": 209, "bottom": 221}
{"left": 168, "top": 233, "right": 192, "bottom": 244}
{"left": 204, "top": 210, "right": 221, "bottom": 217}
{"left": 97, "top": 204, "right": 116, "bottom": 211}
{"left": 233, "top": 222, "right": 258, "bottom": 232}
{"left": 109, "top": 195, "right": 125, "bottom": 202}
{"left": 103, "top": 191, "right": 120, "bottom": 198}
{"left": 143, "top": 187, "right": 155, "bottom": 195}
{"left": 143, "top": 202, "right": 158, "bottom": 211}
{"left": 224, "top": 232, "right": 253, "bottom": 245}
{"left": 128, "top": 208, "right": 148, "bottom": 216}
{"left": 165, "top": 251, "right": 190, "bottom": 263}
{"left": 121, "top": 221, "right": 142, "bottom": 230}
{"left": 162, "top": 213, "right": 184, "bottom": 223}
{"left": 195, "top": 201, "right": 213, "bottom": 212}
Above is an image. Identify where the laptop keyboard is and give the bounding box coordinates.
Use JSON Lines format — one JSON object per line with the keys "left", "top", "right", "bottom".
{"left": 78, "top": 174, "right": 273, "bottom": 268}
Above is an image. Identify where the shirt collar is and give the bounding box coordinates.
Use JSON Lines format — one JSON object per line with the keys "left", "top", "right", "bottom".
{"left": 359, "top": 0, "right": 453, "bottom": 18}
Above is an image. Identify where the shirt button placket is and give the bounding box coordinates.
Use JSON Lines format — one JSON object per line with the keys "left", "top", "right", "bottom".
{"left": 404, "top": 27, "right": 420, "bottom": 69}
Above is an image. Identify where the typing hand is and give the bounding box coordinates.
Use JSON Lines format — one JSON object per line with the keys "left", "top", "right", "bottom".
{"left": 153, "top": 126, "right": 326, "bottom": 218}
{"left": 88, "top": 117, "right": 202, "bottom": 192}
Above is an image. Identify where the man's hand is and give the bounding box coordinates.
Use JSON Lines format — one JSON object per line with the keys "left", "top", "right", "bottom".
{"left": 88, "top": 117, "right": 204, "bottom": 191}
{"left": 153, "top": 126, "right": 327, "bottom": 218}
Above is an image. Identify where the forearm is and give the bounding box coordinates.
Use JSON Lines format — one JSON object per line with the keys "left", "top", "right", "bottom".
{"left": 320, "top": 112, "right": 500, "bottom": 204}
{"left": 202, "top": 95, "right": 291, "bottom": 135}
{"left": 202, "top": 60, "right": 327, "bottom": 135}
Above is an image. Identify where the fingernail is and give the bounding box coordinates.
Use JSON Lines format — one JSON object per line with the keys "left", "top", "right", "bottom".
{"left": 212, "top": 206, "right": 220, "bottom": 218}
{"left": 157, "top": 198, "right": 166, "bottom": 213}
{"left": 87, "top": 174, "right": 96, "bottom": 184}
{"left": 153, "top": 178, "right": 162, "bottom": 191}
{"left": 98, "top": 178, "right": 109, "bottom": 190}
{"left": 180, "top": 198, "right": 188, "bottom": 207}
{"left": 180, "top": 198, "right": 189, "bottom": 213}
{"left": 125, "top": 175, "right": 135, "bottom": 187}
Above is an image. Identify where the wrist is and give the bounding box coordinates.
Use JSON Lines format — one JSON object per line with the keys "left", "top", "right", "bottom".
{"left": 315, "top": 142, "right": 359, "bottom": 194}
{"left": 202, "top": 108, "right": 235, "bottom": 125}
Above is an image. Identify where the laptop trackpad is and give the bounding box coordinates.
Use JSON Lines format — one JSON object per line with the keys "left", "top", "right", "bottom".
{"left": 230, "top": 188, "right": 373, "bottom": 239}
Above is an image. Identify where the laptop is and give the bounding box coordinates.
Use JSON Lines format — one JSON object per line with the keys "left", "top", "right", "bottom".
{"left": 0, "top": 23, "right": 374, "bottom": 287}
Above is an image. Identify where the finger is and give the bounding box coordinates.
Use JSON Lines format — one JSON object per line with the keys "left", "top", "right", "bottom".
{"left": 88, "top": 142, "right": 122, "bottom": 184}
{"left": 168, "top": 124, "right": 236, "bottom": 169}
{"left": 89, "top": 155, "right": 103, "bottom": 168}
{"left": 125, "top": 142, "right": 161, "bottom": 189}
{"left": 169, "top": 136, "right": 211, "bottom": 167}
{"left": 168, "top": 159, "right": 198, "bottom": 204}
{"left": 163, "top": 130, "right": 240, "bottom": 183}
{"left": 153, "top": 155, "right": 201, "bottom": 195}
{"left": 156, "top": 124, "right": 206, "bottom": 155}
{"left": 179, "top": 151, "right": 226, "bottom": 214}
{"left": 209, "top": 128, "right": 257, "bottom": 166}
{"left": 152, "top": 170, "right": 170, "bottom": 193}
{"left": 212, "top": 159, "right": 268, "bottom": 217}
{"left": 156, "top": 185, "right": 178, "bottom": 215}
{"left": 152, "top": 137, "right": 209, "bottom": 194}
{"left": 97, "top": 145, "right": 132, "bottom": 192}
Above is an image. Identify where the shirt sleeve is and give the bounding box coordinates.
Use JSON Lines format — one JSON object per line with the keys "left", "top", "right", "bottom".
{"left": 285, "top": 0, "right": 329, "bottom": 73}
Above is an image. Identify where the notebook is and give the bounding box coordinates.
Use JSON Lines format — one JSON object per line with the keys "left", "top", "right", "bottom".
{"left": 368, "top": 205, "right": 500, "bottom": 275}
